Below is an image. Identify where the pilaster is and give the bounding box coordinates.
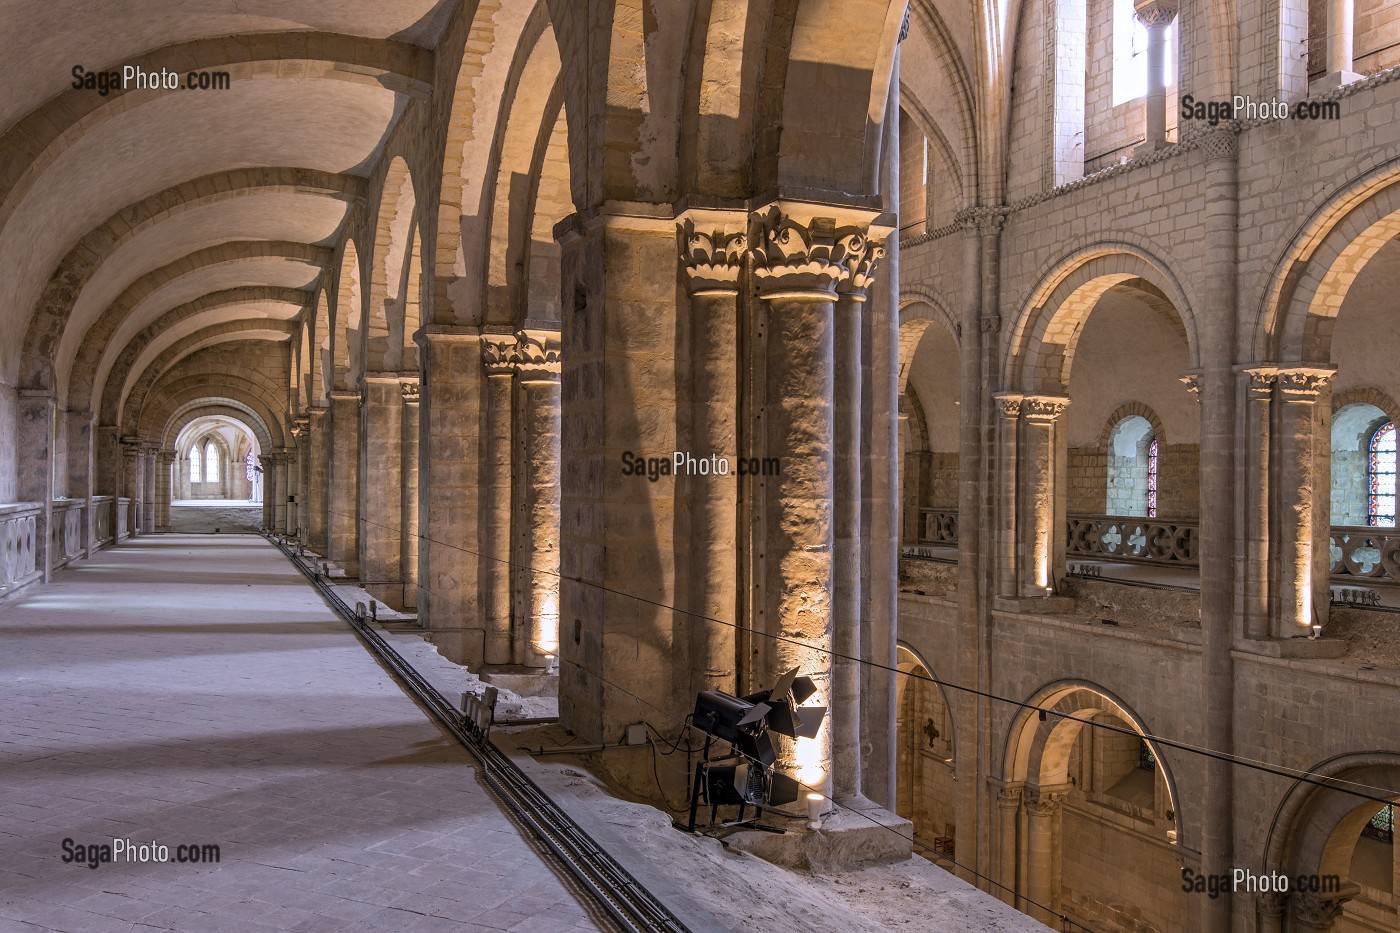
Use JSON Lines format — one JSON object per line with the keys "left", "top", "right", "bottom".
{"left": 512, "top": 330, "right": 562, "bottom": 669}
{"left": 399, "top": 378, "right": 420, "bottom": 610}
{"left": 327, "top": 389, "right": 361, "bottom": 575}
{"left": 360, "top": 373, "right": 405, "bottom": 606}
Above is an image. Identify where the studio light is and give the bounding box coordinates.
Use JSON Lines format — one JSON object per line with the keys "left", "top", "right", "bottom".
{"left": 685, "top": 667, "right": 825, "bottom": 832}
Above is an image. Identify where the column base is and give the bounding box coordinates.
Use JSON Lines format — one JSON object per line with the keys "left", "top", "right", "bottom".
{"left": 1134, "top": 136, "right": 1174, "bottom": 158}
{"left": 1310, "top": 70, "right": 1362, "bottom": 93}
{"left": 156, "top": 525, "right": 172, "bottom": 533}
{"left": 725, "top": 795, "right": 912, "bottom": 870}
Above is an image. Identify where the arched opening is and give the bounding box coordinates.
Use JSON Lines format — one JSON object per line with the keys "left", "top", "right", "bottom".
{"left": 1002, "top": 683, "right": 1183, "bottom": 931}
{"left": 894, "top": 645, "right": 956, "bottom": 865}
{"left": 1105, "top": 413, "right": 1159, "bottom": 518}
{"left": 172, "top": 415, "right": 260, "bottom": 507}
{"left": 1332, "top": 402, "right": 1395, "bottom": 526}
{"left": 899, "top": 307, "right": 960, "bottom": 556}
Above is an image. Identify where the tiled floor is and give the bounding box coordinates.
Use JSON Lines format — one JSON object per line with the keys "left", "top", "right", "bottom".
{"left": 0, "top": 536, "right": 610, "bottom": 933}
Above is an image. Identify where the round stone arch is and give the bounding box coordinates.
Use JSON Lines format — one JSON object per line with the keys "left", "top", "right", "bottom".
{"left": 1261, "top": 752, "right": 1400, "bottom": 924}
{"left": 123, "top": 357, "right": 289, "bottom": 441}
{"left": 1002, "top": 680, "right": 1182, "bottom": 833}
{"left": 160, "top": 399, "right": 274, "bottom": 456}
{"left": 310, "top": 290, "right": 329, "bottom": 404}
{"left": 1003, "top": 244, "right": 1200, "bottom": 395}
{"left": 899, "top": 288, "right": 960, "bottom": 395}
{"left": 134, "top": 375, "right": 288, "bottom": 449}
{"left": 366, "top": 156, "right": 418, "bottom": 372}
{"left": 1097, "top": 401, "right": 1167, "bottom": 448}
{"left": 1332, "top": 386, "right": 1400, "bottom": 427}
{"left": 434, "top": 0, "right": 546, "bottom": 326}
{"left": 895, "top": 641, "right": 958, "bottom": 762}
{"left": 331, "top": 241, "right": 364, "bottom": 390}
{"left": 1258, "top": 163, "right": 1400, "bottom": 365}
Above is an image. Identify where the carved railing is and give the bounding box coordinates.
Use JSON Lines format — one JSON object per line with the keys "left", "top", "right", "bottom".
{"left": 117, "top": 497, "right": 131, "bottom": 539}
{"left": 1329, "top": 526, "right": 1400, "bottom": 583}
{"left": 919, "top": 508, "right": 959, "bottom": 545}
{"left": 49, "top": 499, "right": 85, "bottom": 570}
{"left": 0, "top": 503, "right": 42, "bottom": 591}
{"left": 1066, "top": 515, "right": 1199, "bottom": 567}
{"left": 93, "top": 496, "right": 114, "bottom": 547}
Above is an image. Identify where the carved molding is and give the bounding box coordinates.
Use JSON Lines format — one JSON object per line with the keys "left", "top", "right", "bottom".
{"left": 1293, "top": 893, "right": 1350, "bottom": 927}
{"left": 1024, "top": 789, "right": 1066, "bottom": 816}
{"left": 1179, "top": 370, "right": 1202, "bottom": 400}
{"left": 996, "top": 786, "right": 1024, "bottom": 809}
{"left": 1022, "top": 395, "right": 1071, "bottom": 424}
{"left": 400, "top": 381, "right": 420, "bottom": 404}
{"left": 980, "top": 313, "right": 1001, "bottom": 333}
{"left": 679, "top": 220, "right": 746, "bottom": 297}
{"left": 1240, "top": 366, "right": 1278, "bottom": 399}
{"left": 1198, "top": 125, "right": 1240, "bottom": 162}
{"left": 954, "top": 205, "right": 1009, "bottom": 236}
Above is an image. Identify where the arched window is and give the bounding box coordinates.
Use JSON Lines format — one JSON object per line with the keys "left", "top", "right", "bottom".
{"left": 1106, "top": 415, "right": 1158, "bottom": 517}
{"left": 1146, "top": 437, "right": 1159, "bottom": 519}
{"left": 1112, "top": 0, "right": 1176, "bottom": 105}
{"left": 246, "top": 449, "right": 256, "bottom": 482}
{"left": 204, "top": 442, "right": 219, "bottom": 483}
{"left": 1369, "top": 422, "right": 1397, "bottom": 526}
{"left": 189, "top": 445, "right": 201, "bottom": 481}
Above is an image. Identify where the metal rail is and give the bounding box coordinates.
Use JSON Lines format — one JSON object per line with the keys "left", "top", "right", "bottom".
{"left": 265, "top": 534, "right": 690, "bottom": 933}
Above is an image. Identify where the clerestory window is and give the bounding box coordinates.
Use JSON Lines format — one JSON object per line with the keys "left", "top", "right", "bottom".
{"left": 190, "top": 445, "right": 201, "bottom": 482}
{"left": 204, "top": 442, "right": 219, "bottom": 483}
{"left": 1369, "top": 422, "right": 1397, "bottom": 526}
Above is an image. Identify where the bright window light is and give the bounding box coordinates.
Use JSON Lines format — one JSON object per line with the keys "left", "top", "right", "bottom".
{"left": 1113, "top": 0, "right": 1176, "bottom": 106}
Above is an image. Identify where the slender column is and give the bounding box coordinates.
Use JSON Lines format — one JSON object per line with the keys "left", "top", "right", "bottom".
{"left": 276, "top": 449, "right": 294, "bottom": 533}
{"left": 1134, "top": 0, "right": 1179, "bottom": 155}
{"left": 1273, "top": 367, "right": 1334, "bottom": 637}
{"left": 996, "top": 786, "right": 1023, "bottom": 908}
{"left": 1322, "top": 0, "right": 1359, "bottom": 86}
{"left": 1019, "top": 396, "right": 1070, "bottom": 596}
{"left": 751, "top": 204, "right": 877, "bottom": 801}
{"left": 678, "top": 216, "right": 746, "bottom": 697}
{"left": 120, "top": 439, "right": 140, "bottom": 537}
{"left": 155, "top": 450, "right": 175, "bottom": 532}
{"left": 993, "top": 394, "right": 1023, "bottom": 597}
{"left": 291, "top": 420, "right": 309, "bottom": 537}
{"left": 480, "top": 336, "right": 516, "bottom": 665}
{"left": 359, "top": 374, "right": 404, "bottom": 603}
{"left": 1023, "top": 789, "right": 1066, "bottom": 925}
{"left": 17, "top": 390, "right": 56, "bottom": 577}
{"left": 259, "top": 455, "right": 277, "bottom": 531}
{"left": 1239, "top": 368, "right": 1276, "bottom": 639}
{"left": 327, "top": 389, "right": 361, "bottom": 575}
{"left": 306, "top": 407, "right": 330, "bottom": 551}
{"left": 399, "top": 379, "right": 420, "bottom": 609}
{"left": 141, "top": 444, "right": 157, "bottom": 534}
{"left": 514, "top": 332, "right": 562, "bottom": 668}
{"left": 833, "top": 235, "right": 884, "bottom": 802}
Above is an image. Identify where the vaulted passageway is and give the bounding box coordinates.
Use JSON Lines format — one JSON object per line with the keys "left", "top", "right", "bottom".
{"left": 0, "top": 535, "right": 607, "bottom": 933}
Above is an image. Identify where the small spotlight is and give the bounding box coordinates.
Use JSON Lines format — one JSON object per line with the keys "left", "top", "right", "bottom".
{"left": 806, "top": 792, "right": 824, "bottom": 831}
{"left": 1311, "top": 624, "right": 1322, "bottom": 640}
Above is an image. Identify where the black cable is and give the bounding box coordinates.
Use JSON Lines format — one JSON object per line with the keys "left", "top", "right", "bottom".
{"left": 318, "top": 505, "right": 1400, "bottom": 808}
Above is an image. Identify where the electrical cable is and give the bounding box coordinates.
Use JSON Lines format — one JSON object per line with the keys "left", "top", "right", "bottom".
{"left": 320, "top": 505, "right": 1400, "bottom": 809}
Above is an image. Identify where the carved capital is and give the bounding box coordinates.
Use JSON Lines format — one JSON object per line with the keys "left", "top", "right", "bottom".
{"left": 481, "top": 335, "right": 517, "bottom": 375}
{"left": 510, "top": 330, "right": 562, "bottom": 381}
{"left": 1197, "top": 125, "right": 1240, "bottom": 161}
{"left": 750, "top": 206, "right": 882, "bottom": 301}
{"left": 1240, "top": 366, "right": 1278, "bottom": 399}
{"left": 1024, "top": 789, "right": 1066, "bottom": 816}
{"left": 1133, "top": 0, "right": 1179, "bottom": 27}
{"left": 1276, "top": 366, "right": 1335, "bottom": 403}
{"left": 994, "top": 393, "right": 1024, "bottom": 420}
{"left": 1179, "top": 370, "right": 1202, "bottom": 400}
{"left": 954, "top": 205, "right": 1009, "bottom": 236}
{"left": 1257, "top": 891, "right": 1288, "bottom": 919}
{"left": 996, "top": 786, "right": 1024, "bottom": 809}
{"left": 400, "top": 379, "right": 420, "bottom": 404}
{"left": 1022, "top": 395, "right": 1071, "bottom": 424}
{"left": 1293, "top": 893, "right": 1349, "bottom": 927}
{"left": 980, "top": 313, "right": 1001, "bottom": 333}
{"left": 679, "top": 220, "right": 746, "bottom": 297}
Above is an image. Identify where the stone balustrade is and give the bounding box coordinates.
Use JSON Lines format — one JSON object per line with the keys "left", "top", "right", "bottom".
{"left": 50, "top": 499, "right": 87, "bottom": 571}
{"left": 93, "top": 495, "right": 114, "bottom": 547}
{"left": 117, "top": 497, "right": 131, "bottom": 540}
{"left": 918, "top": 507, "right": 959, "bottom": 545}
{"left": 0, "top": 503, "right": 42, "bottom": 592}
{"left": 1329, "top": 525, "right": 1400, "bottom": 582}
{"left": 1066, "top": 514, "right": 1199, "bottom": 566}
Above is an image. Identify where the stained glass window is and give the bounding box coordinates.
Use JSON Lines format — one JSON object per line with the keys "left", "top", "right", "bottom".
{"left": 1146, "top": 438, "right": 1159, "bottom": 519}
{"left": 204, "top": 442, "right": 218, "bottom": 483}
{"left": 1362, "top": 804, "right": 1393, "bottom": 844}
{"left": 1369, "top": 422, "right": 1396, "bottom": 526}
{"left": 1138, "top": 739, "right": 1156, "bottom": 771}
{"left": 246, "top": 450, "right": 255, "bottom": 482}
{"left": 189, "top": 445, "right": 201, "bottom": 481}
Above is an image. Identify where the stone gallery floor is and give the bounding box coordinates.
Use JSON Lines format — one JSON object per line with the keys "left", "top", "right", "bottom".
{"left": 0, "top": 536, "right": 610, "bottom": 933}
{"left": 169, "top": 502, "right": 263, "bottom": 534}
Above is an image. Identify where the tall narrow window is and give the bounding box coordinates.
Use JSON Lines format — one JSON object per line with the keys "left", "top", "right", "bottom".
{"left": 1112, "top": 0, "right": 1176, "bottom": 105}
{"left": 204, "top": 442, "right": 219, "bottom": 483}
{"left": 190, "top": 445, "right": 201, "bottom": 481}
{"left": 1369, "top": 422, "right": 1397, "bottom": 526}
{"left": 1147, "top": 438, "right": 1159, "bottom": 518}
